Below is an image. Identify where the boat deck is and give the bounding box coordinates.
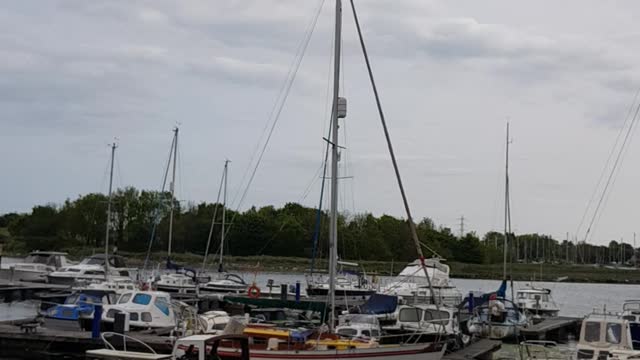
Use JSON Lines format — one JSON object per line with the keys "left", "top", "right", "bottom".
{"left": 519, "top": 316, "right": 582, "bottom": 341}
{"left": 444, "top": 339, "right": 501, "bottom": 360}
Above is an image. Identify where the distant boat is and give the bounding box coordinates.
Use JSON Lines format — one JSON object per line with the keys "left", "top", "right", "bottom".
{"left": 516, "top": 285, "right": 560, "bottom": 317}
{"left": 380, "top": 258, "right": 462, "bottom": 307}
{"left": 0, "top": 251, "right": 71, "bottom": 282}
{"left": 199, "top": 160, "right": 250, "bottom": 295}
{"left": 47, "top": 254, "right": 131, "bottom": 285}
{"left": 152, "top": 128, "right": 198, "bottom": 295}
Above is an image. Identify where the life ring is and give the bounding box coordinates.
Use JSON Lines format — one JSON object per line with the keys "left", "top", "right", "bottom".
{"left": 248, "top": 285, "right": 261, "bottom": 298}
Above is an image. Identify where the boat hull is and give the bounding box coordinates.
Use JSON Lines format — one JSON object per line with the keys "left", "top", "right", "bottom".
{"left": 0, "top": 268, "right": 47, "bottom": 282}
{"left": 217, "top": 343, "right": 446, "bottom": 360}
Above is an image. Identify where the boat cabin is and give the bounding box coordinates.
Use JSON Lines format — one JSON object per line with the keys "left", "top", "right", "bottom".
{"left": 336, "top": 314, "right": 381, "bottom": 340}
{"left": 577, "top": 312, "right": 640, "bottom": 359}
{"left": 102, "top": 291, "right": 176, "bottom": 329}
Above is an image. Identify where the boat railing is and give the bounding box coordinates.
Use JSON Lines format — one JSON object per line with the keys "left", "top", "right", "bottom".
{"left": 101, "top": 331, "right": 158, "bottom": 354}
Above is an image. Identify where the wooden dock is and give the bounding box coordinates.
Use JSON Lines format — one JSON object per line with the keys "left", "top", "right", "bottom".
{"left": 444, "top": 339, "right": 501, "bottom": 360}
{"left": 0, "top": 323, "right": 174, "bottom": 359}
{"left": 519, "top": 316, "right": 582, "bottom": 341}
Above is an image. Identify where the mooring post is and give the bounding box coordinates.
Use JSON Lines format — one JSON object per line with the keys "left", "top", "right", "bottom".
{"left": 280, "top": 284, "right": 287, "bottom": 301}
{"left": 468, "top": 291, "right": 475, "bottom": 314}
{"left": 295, "top": 281, "right": 301, "bottom": 303}
{"left": 92, "top": 304, "right": 103, "bottom": 339}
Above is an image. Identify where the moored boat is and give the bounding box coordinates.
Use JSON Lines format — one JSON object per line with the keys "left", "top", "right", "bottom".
{"left": 0, "top": 251, "right": 71, "bottom": 282}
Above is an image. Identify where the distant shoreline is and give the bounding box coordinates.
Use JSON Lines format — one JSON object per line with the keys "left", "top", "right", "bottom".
{"left": 2, "top": 250, "right": 639, "bottom": 285}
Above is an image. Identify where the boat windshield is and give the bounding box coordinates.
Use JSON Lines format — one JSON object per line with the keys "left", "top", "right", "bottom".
{"left": 65, "top": 294, "right": 79, "bottom": 304}
{"left": 132, "top": 293, "right": 152, "bottom": 305}
{"left": 606, "top": 323, "right": 622, "bottom": 344}
{"left": 118, "top": 293, "right": 132, "bottom": 304}
{"left": 80, "top": 257, "right": 104, "bottom": 265}
{"left": 584, "top": 322, "right": 601, "bottom": 343}
{"left": 24, "top": 254, "right": 53, "bottom": 265}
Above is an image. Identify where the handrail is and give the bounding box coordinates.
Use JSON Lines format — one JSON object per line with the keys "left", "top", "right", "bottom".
{"left": 100, "top": 331, "right": 157, "bottom": 354}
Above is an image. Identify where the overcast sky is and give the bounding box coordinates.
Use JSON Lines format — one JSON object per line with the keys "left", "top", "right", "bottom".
{"left": 2, "top": 0, "right": 640, "bottom": 246}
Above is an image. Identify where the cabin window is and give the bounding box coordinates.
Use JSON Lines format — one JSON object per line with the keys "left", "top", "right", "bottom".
{"left": 424, "top": 310, "right": 450, "bottom": 326}
{"left": 66, "top": 268, "right": 81, "bottom": 272}
{"left": 129, "top": 312, "right": 139, "bottom": 321}
{"left": 517, "top": 293, "right": 526, "bottom": 299}
{"left": 606, "top": 323, "right": 622, "bottom": 344}
{"left": 624, "top": 315, "right": 636, "bottom": 322}
{"left": 154, "top": 297, "right": 170, "bottom": 316}
{"left": 361, "top": 330, "right": 371, "bottom": 337}
{"left": 118, "top": 293, "right": 132, "bottom": 304}
{"left": 399, "top": 308, "right": 423, "bottom": 322}
{"left": 371, "top": 329, "right": 380, "bottom": 337}
{"left": 337, "top": 328, "right": 358, "bottom": 337}
{"left": 584, "top": 322, "right": 601, "bottom": 343}
{"left": 141, "top": 312, "right": 152, "bottom": 322}
{"left": 132, "top": 294, "right": 152, "bottom": 305}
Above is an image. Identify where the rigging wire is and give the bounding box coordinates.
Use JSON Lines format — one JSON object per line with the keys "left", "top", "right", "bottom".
{"left": 224, "top": 0, "right": 326, "bottom": 240}
{"left": 576, "top": 89, "right": 640, "bottom": 238}
{"left": 588, "top": 100, "right": 640, "bottom": 242}
{"left": 583, "top": 97, "right": 640, "bottom": 243}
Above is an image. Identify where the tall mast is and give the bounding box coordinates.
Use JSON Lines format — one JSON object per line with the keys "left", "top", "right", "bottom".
{"left": 503, "top": 122, "right": 510, "bottom": 280}
{"left": 168, "top": 127, "right": 179, "bottom": 259}
{"left": 219, "top": 160, "right": 229, "bottom": 271}
{"left": 104, "top": 142, "right": 117, "bottom": 280}
{"left": 328, "top": 0, "right": 343, "bottom": 332}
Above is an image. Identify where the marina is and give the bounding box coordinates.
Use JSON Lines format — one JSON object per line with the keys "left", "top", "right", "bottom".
{"left": 3, "top": 0, "right": 640, "bottom": 359}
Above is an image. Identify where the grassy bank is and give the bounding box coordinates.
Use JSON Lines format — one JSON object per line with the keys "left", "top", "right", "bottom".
{"left": 2, "top": 246, "right": 639, "bottom": 284}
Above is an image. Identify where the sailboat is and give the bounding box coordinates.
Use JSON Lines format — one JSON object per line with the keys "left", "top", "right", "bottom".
{"left": 153, "top": 128, "right": 198, "bottom": 295}
{"left": 467, "top": 123, "right": 528, "bottom": 339}
{"left": 43, "top": 143, "right": 135, "bottom": 331}
{"left": 199, "top": 160, "right": 249, "bottom": 295}
{"left": 216, "top": 1, "right": 446, "bottom": 359}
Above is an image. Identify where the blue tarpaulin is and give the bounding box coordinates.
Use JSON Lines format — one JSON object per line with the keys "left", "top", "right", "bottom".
{"left": 357, "top": 294, "right": 398, "bottom": 314}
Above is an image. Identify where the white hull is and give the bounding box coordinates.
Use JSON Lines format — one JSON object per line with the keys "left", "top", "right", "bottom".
{"left": 217, "top": 343, "right": 445, "bottom": 360}
{"left": 0, "top": 268, "right": 47, "bottom": 282}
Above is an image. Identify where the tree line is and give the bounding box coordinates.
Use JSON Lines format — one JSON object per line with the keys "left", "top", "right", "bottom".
{"left": 0, "top": 186, "right": 636, "bottom": 266}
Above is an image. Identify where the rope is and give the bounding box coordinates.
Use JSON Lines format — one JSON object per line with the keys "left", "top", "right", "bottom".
{"left": 224, "top": 0, "right": 326, "bottom": 241}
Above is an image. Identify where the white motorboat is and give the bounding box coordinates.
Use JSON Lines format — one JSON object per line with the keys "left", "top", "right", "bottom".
{"left": 306, "top": 261, "right": 377, "bottom": 300}
{"left": 102, "top": 291, "right": 177, "bottom": 329}
{"left": 385, "top": 304, "right": 470, "bottom": 350}
{"left": 576, "top": 310, "right": 640, "bottom": 359}
{"left": 0, "top": 251, "right": 71, "bottom": 282}
{"left": 380, "top": 258, "right": 462, "bottom": 307}
{"left": 199, "top": 273, "right": 248, "bottom": 294}
{"left": 516, "top": 285, "right": 560, "bottom": 317}
{"left": 47, "top": 254, "right": 132, "bottom": 285}
{"left": 155, "top": 272, "right": 198, "bottom": 295}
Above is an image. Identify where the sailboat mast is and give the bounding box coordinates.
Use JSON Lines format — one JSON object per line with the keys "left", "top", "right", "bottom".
{"left": 503, "top": 122, "right": 510, "bottom": 280}
{"left": 168, "top": 127, "right": 179, "bottom": 258}
{"left": 104, "top": 142, "right": 116, "bottom": 280}
{"left": 328, "top": 0, "right": 343, "bottom": 332}
{"left": 219, "top": 160, "right": 229, "bottom": 271}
